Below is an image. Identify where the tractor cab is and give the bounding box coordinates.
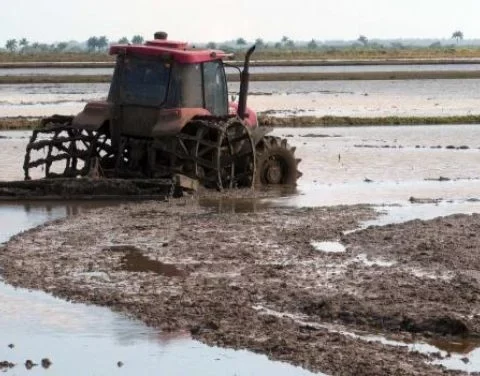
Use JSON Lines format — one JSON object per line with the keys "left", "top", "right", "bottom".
{"left": 102, "top": 33, "right": 256, "bottom": 139}
{"left": 109, "top": 42, "right": 229, "bottom": 116}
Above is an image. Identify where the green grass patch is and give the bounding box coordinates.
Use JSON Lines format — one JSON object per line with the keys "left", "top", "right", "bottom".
{"left": 0, "top": 117, "right": 40, "bottom": 130}
{"left": 2, "top": 115, "right": 480, "bottom": 132}
{"left": 258, "top": 115, "right": 480, "bottom": 127}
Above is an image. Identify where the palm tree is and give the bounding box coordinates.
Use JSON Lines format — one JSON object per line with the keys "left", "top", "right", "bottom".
{"left": 236, "top": 38, "right": 247, "bottom": 46}
{"left": 280, "top": 36, "right": 294, "bottom": 49}
{"left": 97, "top": 36, "right": 109, "bottom": 51}
{"left": 19, "top": 38, "right": 29, "bottom": 52}
{"left": 5, "top": 39, "right": 17, "bottom": 52}
{"left": 452, "top": 30, "right": 464, "bottom": 44}
{"left": 307, "top": 39, "right": 318, "bottom": 49}
{"left": 254, "top": 38, "right": 265, "bottom": 48}
{"left": 56, "top": 42, "right": 68, "bottom": 52}
{"left": 131, "top": 35, "right": 144, "bottom": 44}
{"left": 357, "top": 35, "right": 368, "bottom": 46}
{"left": 87, "top": 36, "right": 99, "bottom": 52}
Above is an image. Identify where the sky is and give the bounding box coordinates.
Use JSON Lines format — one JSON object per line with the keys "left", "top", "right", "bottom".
{"left": 1, "top": 0, "right": 478, "bottom": 45}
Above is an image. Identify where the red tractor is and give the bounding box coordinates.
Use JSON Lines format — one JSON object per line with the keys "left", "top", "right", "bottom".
{"left": 24, "top": 32, "right": 301, "bottom": 190}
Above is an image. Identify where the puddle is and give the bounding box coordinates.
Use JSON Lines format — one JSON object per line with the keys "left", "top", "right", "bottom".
{"left": 359, "top": 333, "right": 480, "bottom": 373}
{"left": 311, "top": 241, "right": 346, "bottom": 253}
{"left": 363, "top": 199, "right": 480, "bottom": 229}
{"left": 109, "top": 245, "right": 185, "bottom": 277}
{"left": 254, "top": 304, "right": 480, "bottom": 373}
{"left": 428, "top": 337, "right": 480, "bottom": 354}
{"left": 199, "top": 196, "right": 273, "bottom": 213}
{"left": 198, "top": 186, "right": 297, "bottom": 214}
{"left": 0, "top": 204, "right": 319, "bottom": 375}
{"left": 353, "top": 254, "right": 396, "bottom": 267}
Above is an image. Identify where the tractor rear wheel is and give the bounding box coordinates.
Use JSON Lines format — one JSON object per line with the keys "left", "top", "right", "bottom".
{"left": 170, "top": 118, "right": 256, "bottom": 190}
{"left": 255, "top": 136, "right": 301, "bottom": 186}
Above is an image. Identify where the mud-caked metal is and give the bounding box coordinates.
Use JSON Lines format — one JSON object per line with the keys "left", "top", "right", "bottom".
{"left": 23, "top": 32, "right": 301, "bottom": 190}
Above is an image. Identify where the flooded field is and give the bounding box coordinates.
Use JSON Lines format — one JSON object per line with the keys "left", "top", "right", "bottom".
{"left": 2, "top": 79, "right": 480, "bottom": 118}
{"left": 2, "top": 73, "right": 480, "bottom": 374}
{"left": 3, "top": 196, "right": 480, "bottom": 374}
{"left": 3, "top": 126, "right": 480, "bottom": 206}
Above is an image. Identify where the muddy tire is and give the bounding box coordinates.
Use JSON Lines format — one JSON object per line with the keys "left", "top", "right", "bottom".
{"left": 170, "top": 118, "right": 255, "bottom": 190}
{"left": 255, "top": 136, "right": 301, "bottom": 186}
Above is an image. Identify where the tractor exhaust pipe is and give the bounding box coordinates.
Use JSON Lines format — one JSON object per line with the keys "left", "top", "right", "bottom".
{"left": 237, "top": 45, "right": 256, "bottom": 120}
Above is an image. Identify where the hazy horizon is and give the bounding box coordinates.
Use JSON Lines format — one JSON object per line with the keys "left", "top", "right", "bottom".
{"left": 1, "top": 0, "right": 478, "bottom": 46}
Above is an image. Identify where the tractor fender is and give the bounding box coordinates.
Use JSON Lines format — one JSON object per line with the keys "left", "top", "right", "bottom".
{"left": 151, "top": 108, "right": 211, "bottom": 137}
{"left": 228, "top": 102, "right": 258, "bottom": 128}
{"left": 250, "top": 126, "right": 273, "bottom": 146}
{"left": 72, "top": 101, "right": 111, "bottom": 131}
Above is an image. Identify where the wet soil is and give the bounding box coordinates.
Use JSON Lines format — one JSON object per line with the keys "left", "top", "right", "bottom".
{"left": 0, "top": 178, "right": 179, "bottom": 200}
{"left": 336, "top": 214, "right": 480, "bottom": 337}
{"left": 1, "top": 200, "right": 478, "bottom": 375}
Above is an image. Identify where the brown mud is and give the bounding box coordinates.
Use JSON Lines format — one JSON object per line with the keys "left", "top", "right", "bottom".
{"left": 0, "top": 178, "right": 180, "bottom": 200}
{"left": 1, "top": 200, "right": 478, "bottom": 375}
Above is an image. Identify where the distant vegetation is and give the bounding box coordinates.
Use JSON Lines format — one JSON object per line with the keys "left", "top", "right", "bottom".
{"left": 3, "top": 31, "right": 480, "bottom": 62}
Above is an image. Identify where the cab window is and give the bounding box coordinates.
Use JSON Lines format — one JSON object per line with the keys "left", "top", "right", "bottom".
{"left": 203, "top": 61, "right": 228, "bottom": 116}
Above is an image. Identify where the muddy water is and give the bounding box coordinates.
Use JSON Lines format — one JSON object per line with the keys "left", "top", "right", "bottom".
{"left": 356, "top": 332, "right": 480, "bottom": 373}
{"left": 0, "top": 204, "right": 319, "bottom": 376}
{"left": 275, "top": 126, "right": 480, "bottom": 205}
{"left": 3, "top": 79, "right": 480, "bottom": 117}
{"left": 3, "top": 125, "right": 480, "bottom": 205}
{"left": 0, "top": 83, "right": 106, "bottom": 117}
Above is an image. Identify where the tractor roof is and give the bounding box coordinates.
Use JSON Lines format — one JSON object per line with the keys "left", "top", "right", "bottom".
{"left": 109, "top": 34, "right": 231, "bottom": 64}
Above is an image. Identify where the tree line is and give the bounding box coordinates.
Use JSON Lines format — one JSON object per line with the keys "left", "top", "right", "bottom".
{"left": 3, "top": 35, "right": 145, "bottom": 53}
{"left": 2, "top": 31, "right": 467, "bottom": 54}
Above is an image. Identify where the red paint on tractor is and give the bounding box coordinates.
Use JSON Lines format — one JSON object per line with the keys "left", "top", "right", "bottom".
{"left": 109, "top": 44, "right": 231, "bottom": 64}
{"left": 229, "top": 102, "right": 258, "bottom": 128}
{"left": 152, "top": 108, "right": 211, "bottom": 137}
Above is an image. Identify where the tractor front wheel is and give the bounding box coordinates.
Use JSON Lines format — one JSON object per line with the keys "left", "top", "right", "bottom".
{"left": 255, "top": 136, "right": 301, "bottom": 186}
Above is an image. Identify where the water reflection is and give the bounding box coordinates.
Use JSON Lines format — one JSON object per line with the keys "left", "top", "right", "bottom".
{"left": 198, "top": 186, "right": 297, "bottom": 213}
{"left": 428, "top": 337, "right": 480, "bottom": 354}
{"left": 0, "top": 201, "right": 115, "bottom": 243}
{"left": 110, "top": 245, "right": 186, "bottom": 277}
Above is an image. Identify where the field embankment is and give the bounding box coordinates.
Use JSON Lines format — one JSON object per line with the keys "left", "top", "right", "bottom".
{"left": 3, "top": 115, "right": 480, "bottom": 131}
